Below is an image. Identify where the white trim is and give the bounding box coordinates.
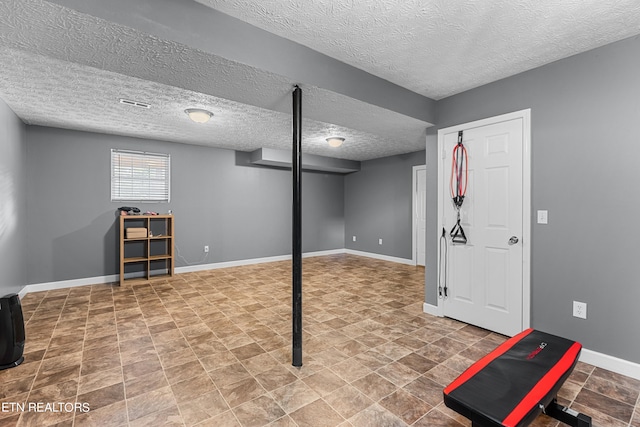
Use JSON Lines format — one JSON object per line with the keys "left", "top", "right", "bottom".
{"left": 412, "top": 165, "right": 427, "bottom": 267}
{"left": 175, "top": 249, "right": 346, "bottom": 274}
{"left": 521, "top": 110, "right": 532, "bottom": 329}
{"left": 19, "top": 250, "right": 350, "bottom": 295}
{"left": 422, "top": 302, "right": 442, "bottom": 317}
{"left": 21, "top": 274, "right": 118, "bottom": 296}
{"left": 16, "top": 252, "right": 640, "bottom": 381}
{"left": 420, "top": 306, "right": 640, "bottom": 379}
{"left": 303, "top": 249, "right": 346, "bottom": 258}
{"left": 422, "top": 302, "right": 640, "bottom": 380}
{"left": 579, "top": 348, "right": 640, "bottom": 380}
{"left": 18, "top": 248, "right": 417, "bottom": 297}
{"left": 436, "top": 109, "right": 532, "bottom": 333}
{"left": 176, "top": 255, "right": 290, "bottom": 274}
{"left": 344, "top": 249, "right": 414, "bottom": 265}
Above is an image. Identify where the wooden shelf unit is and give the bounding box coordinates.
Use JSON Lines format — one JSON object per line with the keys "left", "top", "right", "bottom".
{"left": 118, "top": 214, "right": 174, "bottom": 286}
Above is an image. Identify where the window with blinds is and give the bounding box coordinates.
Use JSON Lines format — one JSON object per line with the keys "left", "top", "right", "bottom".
{"left": 111, "top": 149, "right": 170, "bottom": 202}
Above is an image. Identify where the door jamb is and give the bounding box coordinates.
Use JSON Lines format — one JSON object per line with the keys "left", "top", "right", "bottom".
{"left": 436, "top": 109, "right": 531, "bottom": 334}
{"left": 412, "top": 164, "right": 427, "bottom": 266}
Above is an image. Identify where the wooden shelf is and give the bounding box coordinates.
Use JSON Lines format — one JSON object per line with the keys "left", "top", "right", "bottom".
{"left": 119, "top": 277, "right": 152, "bottom": 286}
{"left": 149, "top": 254, "right": 172, "bottom": 261}
{"left": 118, "top": 215, "right": 174, "bottom": 286}
{"left": 123, "top": 257, "right": 148, "bottom": 264}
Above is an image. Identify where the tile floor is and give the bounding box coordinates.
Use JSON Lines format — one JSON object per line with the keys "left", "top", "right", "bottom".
{"left": 1, "top": 254, "right": 639, "bottom": 426}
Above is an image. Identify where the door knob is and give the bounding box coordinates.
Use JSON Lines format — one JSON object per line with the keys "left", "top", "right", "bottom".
{"left": 508, "top": 236, "right": 519, "bottom": 245}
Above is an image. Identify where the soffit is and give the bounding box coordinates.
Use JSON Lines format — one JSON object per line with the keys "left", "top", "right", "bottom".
{"left": 0, "top": 0, "right": 429, "bottom": 161}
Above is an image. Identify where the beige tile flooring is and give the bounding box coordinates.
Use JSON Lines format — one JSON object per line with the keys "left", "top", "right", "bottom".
{"left": 1, "top": 254, "right": 639, "bottom": 426}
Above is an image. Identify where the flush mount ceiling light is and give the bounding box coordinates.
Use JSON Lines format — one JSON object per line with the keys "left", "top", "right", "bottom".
{"left": 326, "top": 137, "right": 345, "bottom": 147}
{"left": 185, "top": 108, "right": 213, "bottom": 123}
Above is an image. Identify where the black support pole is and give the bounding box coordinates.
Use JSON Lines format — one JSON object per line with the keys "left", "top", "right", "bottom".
{"left": 292, "top": 85, "right": 303, "bottom": 367}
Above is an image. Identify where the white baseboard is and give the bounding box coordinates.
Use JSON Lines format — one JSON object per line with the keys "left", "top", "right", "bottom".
{"left": 175, "top": 249, "right": 346, "bottom": 274}
{"left": 345, "top": 249, "right": 414, "bottom": 265}
{"left": 177, "top": 248, "right": 414, "bottom": 275}
{"left": 176, "top": 254, "right": 291, "bottom": 274}
{"left": 422, "top": 302, "right": 442, "bottom": 317}
{"left": 18, "top": 253, "right": 640, "bottom": 381}
{"left": 421, "top": 304, "right": 639, "bottom": 380}
{"left": 19, "top": 249, "right": 411, "bottom": 295}
{"left": 20, "top": 249, "right": 350, "bottom": 293}
{"left": 303, "top": 249, "right": 346, "bottom": 258}
{"left": 20, "top": 274, "right": 118, "bottom": 297}
{"left": 579, "top": 348, "right": 640, "bottom": 380}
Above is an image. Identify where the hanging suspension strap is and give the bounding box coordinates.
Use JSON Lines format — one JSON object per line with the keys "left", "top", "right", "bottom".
{"left": 450, "top": 130, "right": 468, "bottom": 244}
{"left": 439, "top": 228, "right": 448, "bottom": 298}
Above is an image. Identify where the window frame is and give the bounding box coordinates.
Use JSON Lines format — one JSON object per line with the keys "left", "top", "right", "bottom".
{"left": 111, "top": 149, "right": 171, "bottom": 203}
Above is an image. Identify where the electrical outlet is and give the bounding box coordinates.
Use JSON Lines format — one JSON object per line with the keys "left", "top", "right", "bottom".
{"left": 378, "top": 238, "right": 383, "bottom": 245}
{"left": 537, "top": 210, "right": 548, "bottom": 224}
{"left": 204, "top": 245, "right": 209, "bottom": 253}
{"left": 352, "top": 236, "right": 356, "bottom": 242}
{"left": 573, "top": 301, "right": 587, "bottom": 319}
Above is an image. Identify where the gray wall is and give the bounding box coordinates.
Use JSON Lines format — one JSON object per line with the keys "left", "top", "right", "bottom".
{"left": 345, "top": 151, "right": 425, "bottom": 260}
{"left": 0, "top": 98, "right": 26, "bottom": 295}
{"left": 429, "top": 35, "right": 640, "bottom": 362}
{"left": 25, "top": 126, "right": 344, "bottom": 284}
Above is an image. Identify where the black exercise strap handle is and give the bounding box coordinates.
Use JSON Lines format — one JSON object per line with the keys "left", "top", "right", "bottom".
{"left": 450, "top": 216, "right": 467, "bottom": 245}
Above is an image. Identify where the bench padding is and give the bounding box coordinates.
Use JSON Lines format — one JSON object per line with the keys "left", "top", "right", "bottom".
{"left": 443, "top": 328, "right": 582, "bottom": 427}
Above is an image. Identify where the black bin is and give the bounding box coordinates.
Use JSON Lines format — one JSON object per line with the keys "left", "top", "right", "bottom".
{"left": 0, "top": 294, "right": 25, "bottom": 370}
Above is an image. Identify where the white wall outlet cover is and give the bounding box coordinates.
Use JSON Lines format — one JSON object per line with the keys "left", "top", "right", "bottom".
{"left": 537, "top": 210, "right": 548, "bottom": 224}
{"left": 573, "top": 301, "right": 587, "bottom": 319}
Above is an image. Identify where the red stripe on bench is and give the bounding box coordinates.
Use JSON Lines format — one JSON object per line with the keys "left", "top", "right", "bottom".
{"left": 444, "top": 328, "right": 534, "bottom": 395}
{"left": 501, "top": 341, "right": 582, "bottom": 427}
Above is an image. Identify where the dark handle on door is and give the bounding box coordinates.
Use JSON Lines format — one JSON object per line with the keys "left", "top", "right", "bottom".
{"left": 508, "top": 236, "right": 519, "bottom": 245}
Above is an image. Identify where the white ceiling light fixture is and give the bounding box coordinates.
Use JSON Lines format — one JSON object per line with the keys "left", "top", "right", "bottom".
{"left": 185, "top": 108, "right": 213, "bottom": 123}
{"left": 326, "top": 137, "right": 345, "bottom": 147}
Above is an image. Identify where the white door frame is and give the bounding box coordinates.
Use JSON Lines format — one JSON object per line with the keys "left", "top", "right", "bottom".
{"left": 436, "top": 109, "right": 531, "bottom": 334}
{"left": 412, "top": 164, "right": 427, "bottom": 266}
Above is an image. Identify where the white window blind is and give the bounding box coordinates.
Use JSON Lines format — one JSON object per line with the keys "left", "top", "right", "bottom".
{"left": 111, "top": 149, "right": 170, "bottom": 202}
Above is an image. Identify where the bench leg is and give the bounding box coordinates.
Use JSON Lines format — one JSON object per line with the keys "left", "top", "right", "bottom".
{"left": 545, "top": 399, "right": 592, "bottom": 427}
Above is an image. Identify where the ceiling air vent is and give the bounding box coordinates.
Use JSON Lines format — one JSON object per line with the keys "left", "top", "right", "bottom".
{"left": 119, "top": 98, "right": 151, "bottom": 109}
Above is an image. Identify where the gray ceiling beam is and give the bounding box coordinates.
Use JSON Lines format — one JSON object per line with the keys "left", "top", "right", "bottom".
{"left": 46, "top": 0, "right": 436, "bottom": 124}
{"left": 250, "top": 148, "right": 361, "bottom": 174}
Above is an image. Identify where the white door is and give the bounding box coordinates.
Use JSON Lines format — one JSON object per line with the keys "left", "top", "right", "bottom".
{"left": 438, "top": 111, "right": 530, "bottom": 337}
{"left": 415, "top": 166, "right": 427, "bottom": 266}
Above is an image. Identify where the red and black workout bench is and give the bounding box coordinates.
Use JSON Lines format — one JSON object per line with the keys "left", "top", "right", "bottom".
{"left": 444, "top": 328, "right": 592, "bottom": 427}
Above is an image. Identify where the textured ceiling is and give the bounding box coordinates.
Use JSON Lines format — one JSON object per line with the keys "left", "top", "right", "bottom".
{"left": 0, "top": 0, "right": 429, "bottom": 161}
{"left": 1, "top": 0, "right": 640, "bottom": 161}
{"left": 197, "top": 0, "right": 640, "bottom": 99}
{"left": 0, "top": 48, "right": 426, "bottom": 160}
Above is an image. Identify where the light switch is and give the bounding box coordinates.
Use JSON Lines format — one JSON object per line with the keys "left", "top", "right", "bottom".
{"left": 537, "top": 210, "right": 548, "bottom": 224}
